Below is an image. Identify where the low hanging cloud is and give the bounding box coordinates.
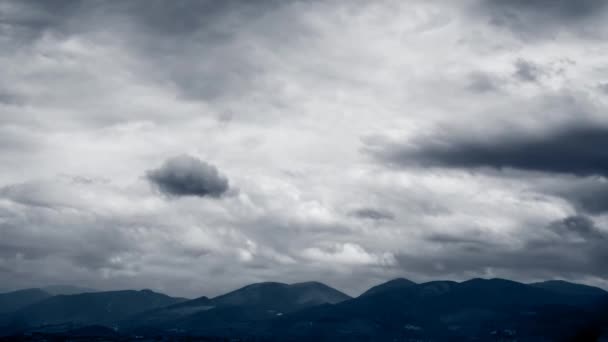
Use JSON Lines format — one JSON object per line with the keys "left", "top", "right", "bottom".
{"left": 146, "top": 155, "right": 230, "bottom": 198}
{"left": 366, "top": 124, "right": 608, "bottom": 177}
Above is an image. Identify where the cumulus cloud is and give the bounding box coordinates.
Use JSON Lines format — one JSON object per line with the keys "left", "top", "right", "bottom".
{"left": 146, "top": 155, "right": 230, "bottom": 198}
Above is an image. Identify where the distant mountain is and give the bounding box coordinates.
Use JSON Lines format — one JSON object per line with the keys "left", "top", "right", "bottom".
{"left": 120, "top": 295, "right": 215, "bottom": 329}
{"left": 360, "top": 278, "right": 416, "bottom": 297}
{"left": 3, "top": 278, "right": 607, "bottom": 340}
{"left": 64, "top": 324, "right": 119, "bottom": 337}
{"left": 123, "top": 281, "right": 351, "bottom": 335}
{"left": 42, "top": 285, "right": 97, "bottom": 296}
{"left": 269, "top": 278, "right": 608, "bottom": 341}
{"left": 211, "top": 281, "right": 350, "bottom": 312}
{"left": 5, "top": 289, "right": 186, "bottom": 329}
{"left": 530, "top": 280, "right": 607, "bottom": 297}
{"left": 0, "top": 289, "right": 51, "bottom": 314}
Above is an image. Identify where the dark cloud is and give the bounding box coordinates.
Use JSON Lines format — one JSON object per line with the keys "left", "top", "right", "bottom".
{"left": 0, "top": 90, "right": 24, "bottom": 106}
{"left": 485, "top": 0, "right": 607, "bottom": 18}
{"left": 514, "top": 59, "right": 543, "bottom": 82}
{"left": 1, "top": 0, "right": 293, "bottom": 104}
{"left": 366, "top": 124, "right": 608, "bottom": 177}
{"left": 549, "top": 177, "right": 608, "bottom": 214}
{"left": 476, "top": 0, "right": 608, "bottom": 39}
{"left": 467, "top": 72, "right": 502, "bottom": 93}
{"left": 0, "top": 0, "right": 83, "bottom": 41}
{"left": 397, "top": 215, "right": 608, "bottom": 281}
{"left": 146, "top": 155, "right": 230, "bottom": 198}
{"left": 121, "top": 0, "right": 286, "bottom": 36}
{"left": 1, "top": 0, "right": 278, "bottom": 36}
{"left": 548, "top": 215, "right": 604, "bottom": 240}
{"left": 349, "top": 208, "right": 395, "bottom": 221}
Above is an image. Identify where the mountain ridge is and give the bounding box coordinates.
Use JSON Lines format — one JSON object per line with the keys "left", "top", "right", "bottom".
{"left": 1, "top": 278, "right": 607, "bottom": 340}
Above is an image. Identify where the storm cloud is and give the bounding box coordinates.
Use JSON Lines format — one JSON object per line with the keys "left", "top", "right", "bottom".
{"left": 367, "top": 124, "right": 608, "bottom": 177}
{"left": 146, "top": 155, "right": 230, "bottom": 198}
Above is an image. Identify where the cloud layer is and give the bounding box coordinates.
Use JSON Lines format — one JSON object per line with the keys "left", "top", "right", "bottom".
{"left": 1, "top": 0, "right": 608, "bottom": 296}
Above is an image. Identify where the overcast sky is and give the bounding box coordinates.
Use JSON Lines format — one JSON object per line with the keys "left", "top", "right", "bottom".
{"left": 1, "top": 0, "right": 608, "bottom": 298}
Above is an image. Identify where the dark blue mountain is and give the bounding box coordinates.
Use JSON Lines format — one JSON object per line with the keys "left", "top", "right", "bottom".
{"left": 0, "top": 289, "right": 50, "bottom": 314}
{"left": 2, "top": 289, "right": 186, "bottom": 333}
{"left": 359, "top": 278, "right": 416, "bottom": 297}
{"left": 41, "top": 285, "right": 97, "bottom": 296}
{"left": 211, "top": 281, "right": 351, "bottom": 312}
{"left": 267, "top": 278, "right": 608, "bottom": 341}
{"left": 122, "top": 281, "right": 351, "bottom": 335}
{"left": 530, "top": 280, "right": 607, "bottom": 297}
{"left": 2, "top": 278, "right": 607, "bottom": 341}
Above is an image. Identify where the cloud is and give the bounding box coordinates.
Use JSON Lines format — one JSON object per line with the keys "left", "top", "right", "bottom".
{"left": 396, "top": 215, "right": 608, "bottom": 281}
{"left": 146, "top": 155, "right": 230, "bottom": 198}
{"left": 349, "top": 208, "right": 395, "bottom": 221}
{"left": 544, "top": 177, "right": 608, "bottom": 214}
{"left": 514, "top": 59, "right": 543, "bottom": 82}
{"left": 2, "top": 0, "right": 608, "bottom": 296}
{"left": 548, "top": 215, "right": 604, "bottom": 240}
{"left": 301, "top": 243, "right": 396, "bottom": 267}
{"left": 475, "top": 0, "right": 608, "bottom": 39}
{"left": 467, "top": 72, "right": 503, "bottom": 93}
{"left": 366, "top": 123, "right": 608, "bottom": 177}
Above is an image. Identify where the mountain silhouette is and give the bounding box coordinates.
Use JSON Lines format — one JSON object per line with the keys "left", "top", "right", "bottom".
{"left": 41, "top": 285, "right": 97, "bottom": 296}
{"left": 211, "top": 281, "right": 351, "bottom": 312}
{"left": 530, "top": 280, "right": 607, "bottom": 297}
{"left": 269, "top": 278, "right": 607, "bottom": 341}
{"left": 359, "top": 278, "right": 416, "bottom": 297}
{"left": 0, "top": 289, "right": 51, "bottom": 314}
{"left": 122, "top": 281, "right": 351, "bottom": 335}
{"left": 3, "top": 289, "right": 185, "bottom": 332}
{"left": 1, "top": 278, "right": 606, "bottom": 340}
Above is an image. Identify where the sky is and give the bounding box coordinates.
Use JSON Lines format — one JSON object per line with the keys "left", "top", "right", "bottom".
{"left": 1, "top": 0, "right": 608, "bottom": 298}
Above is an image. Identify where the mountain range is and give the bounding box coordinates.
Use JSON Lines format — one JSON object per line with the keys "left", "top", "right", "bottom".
{"left": 1, "top": 278, "right": 607, "bottom": 341}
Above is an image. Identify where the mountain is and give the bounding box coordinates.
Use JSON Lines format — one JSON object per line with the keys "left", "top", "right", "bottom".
{"left": 268, "top": 278, "right": 608, "bottom": 341}
{"left": 530, "top": 280, "right": 607, "bottom": 297}
{"left": 211, "top": 281, "right": 351, "bottom": 312}
{"left": 120, "top": 295, "right": 215, "bottom": 329}
{"left": 0, "top": 289, "right": 51, "bottom": 314}
{"left": 123, "top": 281, "right": 351, "bottom": 336}
{"left": 3, "top": 278, "right": 607, "bottom": 340}
{"left": 42, "top": 285, "right": 97, "bottom": 296}
{"left": 359, "top": 278, "right": 416, "bottom": 297}
{"left": 4, "top": 289, "right": 186, "bottom": 330}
